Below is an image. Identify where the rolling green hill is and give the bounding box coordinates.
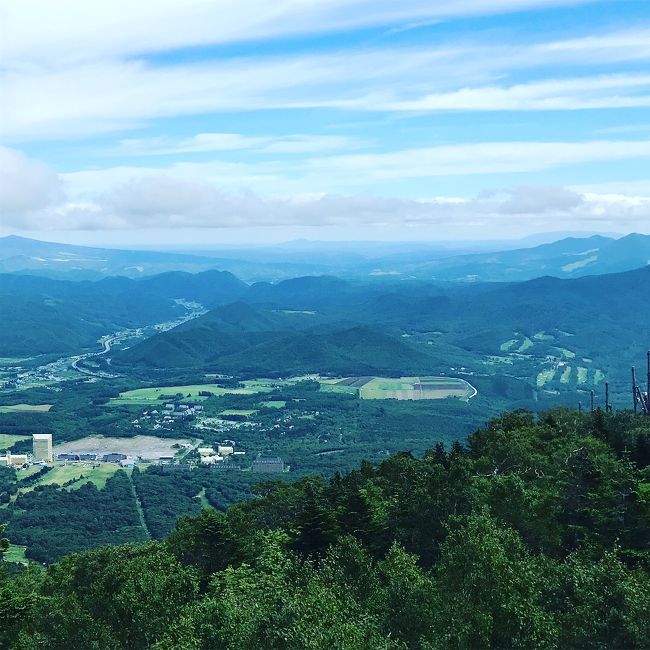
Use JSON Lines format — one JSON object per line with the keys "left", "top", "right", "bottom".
{"left": 0, "top": 271, "right": 247, "bottom": 357}
{"left": 114, "top": 265, "right": 650, "bottom": 398}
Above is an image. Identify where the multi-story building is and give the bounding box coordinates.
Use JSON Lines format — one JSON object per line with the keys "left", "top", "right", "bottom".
{"left": 32, "top": 433, "right": 53, "bottom": 463}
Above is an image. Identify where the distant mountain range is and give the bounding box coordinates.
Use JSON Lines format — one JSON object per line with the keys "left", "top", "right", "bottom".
{"left": 3, "top": 234, "right": 650, "bottom": 399}
{"left": 394, "top": 233, "right": 650, "bottom": 282}
{"left": 3, "top": 232, "right": 649, "bottom": 283}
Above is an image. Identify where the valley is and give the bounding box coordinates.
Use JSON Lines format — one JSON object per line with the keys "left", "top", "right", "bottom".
{"left": 1, "top": 234, "right": 648, "bottom": 570}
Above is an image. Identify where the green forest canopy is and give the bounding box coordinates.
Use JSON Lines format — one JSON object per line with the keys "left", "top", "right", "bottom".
{"left": 1, "top": 407, "right": 649, "bottom": 649}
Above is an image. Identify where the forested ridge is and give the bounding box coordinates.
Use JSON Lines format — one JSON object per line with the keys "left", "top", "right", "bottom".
{"left": 1, "top": 408, "right": 649, "bottom": 649}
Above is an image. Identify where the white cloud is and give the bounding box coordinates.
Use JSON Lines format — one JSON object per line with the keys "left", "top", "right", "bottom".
{"left": 0, "top": 147, "right": 63, "bottom": 224}
{"left": 4, "top": 25, "right": 650, "bottom": 140}
{"left": 18, "top": 180, "right": 650, "bottom": 236}
{"left": 2, "top": 0, "right": 594, "bottom": 66}
{"left": 384, "top": 74, "right": 650, "bottom": 112}
{"left": 118, "top": 133, "right": 359, "bottom": 156}
{"left": 2, "top": 141, "right": 649, "bottom": 234}
{"left": 55, "top": 137, "right": 650, "bottom": 203}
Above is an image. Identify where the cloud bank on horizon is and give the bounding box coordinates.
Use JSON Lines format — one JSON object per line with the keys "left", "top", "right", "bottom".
{"left": 1, "top": 0, "right": 649, "bottom": 243}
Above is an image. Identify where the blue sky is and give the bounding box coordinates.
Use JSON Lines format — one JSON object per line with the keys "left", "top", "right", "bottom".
{"left": 1, "top": 0, "right": 649, "bottom": 244}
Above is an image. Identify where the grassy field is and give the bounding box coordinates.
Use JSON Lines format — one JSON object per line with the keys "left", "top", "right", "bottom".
{"left": 0, "top": 433, "right": 30, "bottom": 450}
{"left": 219, "top": 409, "right": 257, "bottom": 417}
{"left": 110, "top": 383, "right": 271, "bottom": 405}
{"left": 536, "top": 368, "right": 557, "bottom": 387}
{"left": 518, "top": 337, "right": 534, "bottom": 353}
{"left": 36, "top": 463, "right": 125, "bottom": 490}
{"left": 259, "top": 401, "right": 286, "bottom": 409}
{"left": 4, "top": 545, "right": 28, "bottom": 564}
{"left": 16, "top": 465, "right": 43, "bottom": 481}
{"left": 0, "top": 404, "right": 52, "bottom": 413}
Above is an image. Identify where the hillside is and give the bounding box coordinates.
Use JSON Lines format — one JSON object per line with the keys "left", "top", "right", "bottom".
{"left": 114, "top": 299, "right": 449, "bottom": 375}
{"left": 2, "top": 408, "right": 648, "bottom": 648}
{"left": 114, "top": 266, "right": 650, "bottom": 394}
{"left": 0, "top": 271, "right": 247, "bottom": 357}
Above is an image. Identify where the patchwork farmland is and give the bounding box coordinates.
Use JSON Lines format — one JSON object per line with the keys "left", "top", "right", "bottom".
{"left": 321, "top": 376, "right": 476, "bottom": 401}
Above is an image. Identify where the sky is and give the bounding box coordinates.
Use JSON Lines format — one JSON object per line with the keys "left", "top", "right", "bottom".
{"left": 1, "top": 0, "right": 649, "bottom": 246}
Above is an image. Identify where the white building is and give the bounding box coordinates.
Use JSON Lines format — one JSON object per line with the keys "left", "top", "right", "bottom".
{"left": 0, "top": 452, "right": 29, "bottom": 467}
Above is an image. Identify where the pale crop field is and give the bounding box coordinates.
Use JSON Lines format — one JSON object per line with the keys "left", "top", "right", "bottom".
{"left": 357, "top": 376, "right": 475, "bottom": 401}
{"left": 536, "top": 368, "right": 557, "bottom": 387}
{"left": 500, "top": 339, "right": 517, "bottom": 352}
{"left": 553, "top": 347, "right": 576, "bottom": 359}
{"left": 219, "top": 409, "right": 257, "bottom": 417}
{"left": 259, "top": 401, "right": 286, "bottom": 409}
{"left": 0, "top": 404, "right": 52, "bottom": 413}
{"left": 517, "top": 337, "right": 534, "bottom": 353}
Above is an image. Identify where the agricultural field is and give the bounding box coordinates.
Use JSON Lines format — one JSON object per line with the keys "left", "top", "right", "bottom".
{"left": 110, "top": 383, "right": 271, "bottom": 405}
{"left": 54, "top": 435, "right": 193, "bottom": 460}
{"left": 319, "top": 376, "right": 476, "bottom": 401}
{"left": 0, "top": 433, "right": 30, "bottom": 450}
{"left": 0, "top": 403, "right": 52, "bottom": 413}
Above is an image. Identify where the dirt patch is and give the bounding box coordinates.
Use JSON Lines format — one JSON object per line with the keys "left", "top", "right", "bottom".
{"left": 54, "top": 435, "right": 194, "bottom": 460}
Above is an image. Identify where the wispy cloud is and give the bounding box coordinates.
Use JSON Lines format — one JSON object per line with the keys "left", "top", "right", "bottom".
{"left": 382, "top": 74, "right": 650, "bottom": 112}
{"left": 3, "top": 0, "right": 595, "bottom": 66}
{"left": 118, "top": 133, "right": 361, "bottom": 156}
{"left": 4, "top": 26, "right": 650, "bottom": 140}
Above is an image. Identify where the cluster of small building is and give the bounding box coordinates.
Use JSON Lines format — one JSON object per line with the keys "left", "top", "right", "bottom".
{"left": 133, "top": 403, "right": 203, "bottom": 431}
{"left": 57, "top": 452, "right": 135, "bottom": 467}
{"left": 197, "top": 444, "right": 245, "bottom": 465}
{"left": 0, "top": 433, "right": 53, "bottom": 467}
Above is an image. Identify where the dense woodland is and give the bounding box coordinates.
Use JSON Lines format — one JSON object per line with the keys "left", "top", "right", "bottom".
{"left": 1, "top": 408, "right": 649, "bottom": 649}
